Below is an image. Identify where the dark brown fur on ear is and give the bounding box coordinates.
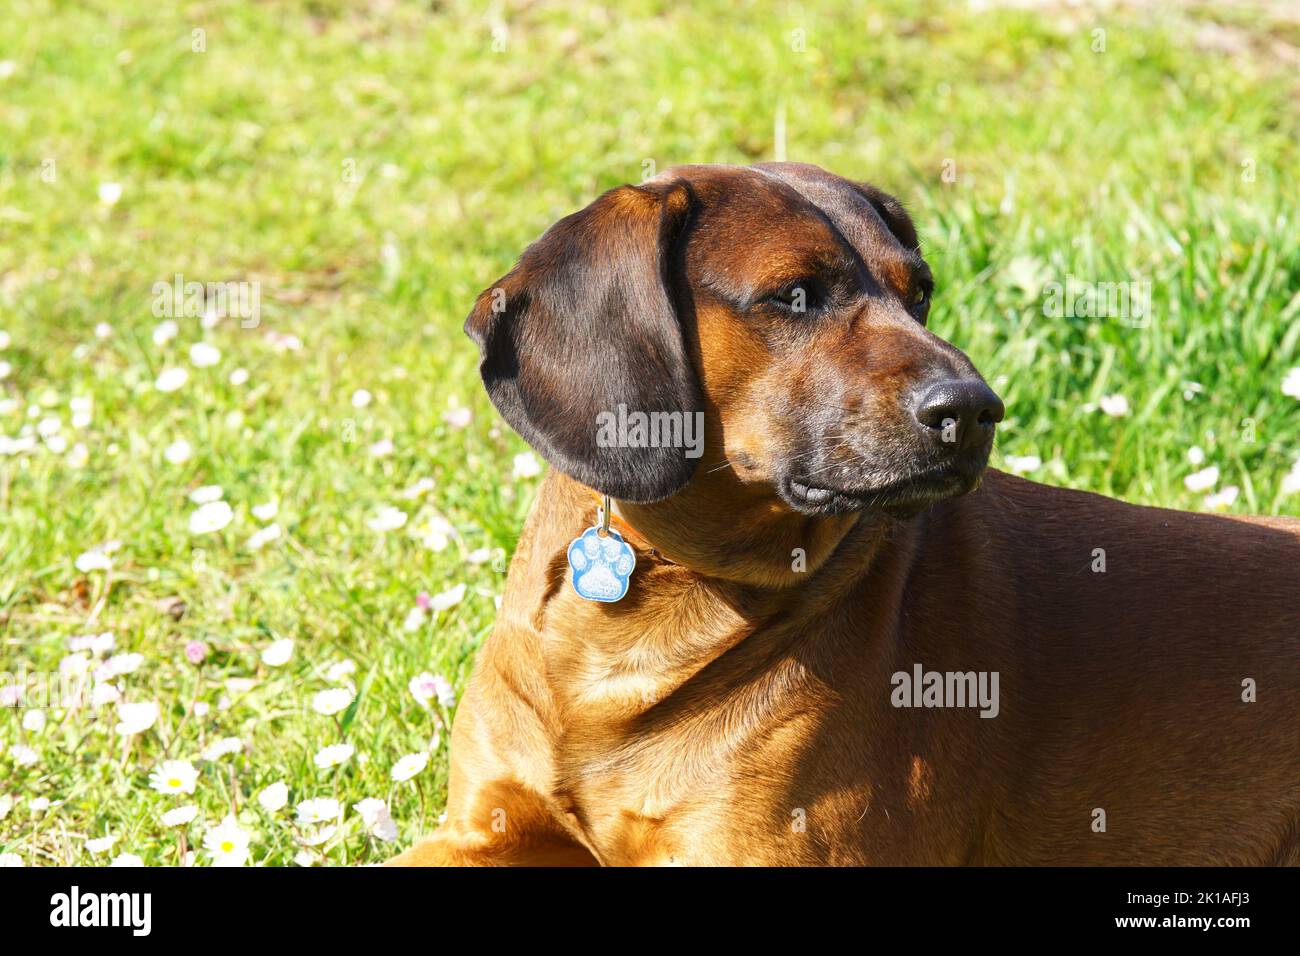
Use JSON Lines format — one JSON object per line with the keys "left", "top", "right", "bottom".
{"left": 850, "top": 181, "right": 919, "bottom": 252}
{"left": 464, "top": 181, "right": 701, "bottom": 503}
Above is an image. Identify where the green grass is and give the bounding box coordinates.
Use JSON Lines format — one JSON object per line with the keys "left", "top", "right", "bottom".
{"left": 1, "top": 0, "right": 1298, "bottom": 865}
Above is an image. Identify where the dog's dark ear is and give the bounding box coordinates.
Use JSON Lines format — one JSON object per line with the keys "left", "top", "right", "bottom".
{"left": 464, "top": 181, "right": 701, "bottom": 503}
{"left": 852, "top": 182, "right": 919, "bottom": 252}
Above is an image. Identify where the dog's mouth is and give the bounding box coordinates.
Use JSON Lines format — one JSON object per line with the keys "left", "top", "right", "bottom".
{"left": 781, "top": 465, "right": 978, "bottom": 517}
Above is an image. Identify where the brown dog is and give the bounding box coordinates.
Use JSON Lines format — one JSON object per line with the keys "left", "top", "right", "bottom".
{"left": 389, "top": 163, "right": 1299, "bottom": 866}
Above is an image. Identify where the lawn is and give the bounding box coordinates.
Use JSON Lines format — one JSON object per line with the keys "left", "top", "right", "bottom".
{"left": 1, "top": 0, "right": 1297, "bottom": 865}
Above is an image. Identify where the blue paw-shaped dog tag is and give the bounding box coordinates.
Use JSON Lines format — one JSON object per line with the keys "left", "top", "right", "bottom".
{"left": 567, "top": 527, "right": 636, "bottom": 603}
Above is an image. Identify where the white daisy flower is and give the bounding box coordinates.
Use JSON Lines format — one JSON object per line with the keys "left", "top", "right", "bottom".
{"left": 202, "top": 815, "right": 251, "bottom": 867}
{"left": 313, "top": 743, "right": 355, "bottom": 769}
{"left": 94, "top": 322, "right": 113, "bottom": 339}
{"left": 408, "top": 672, "right": 437, "bottom": 706}
{"left": 326, "top": 660, "right": 355, "bottom": 683}
{"left": 1281, "top": 461, "right": 1300, "bottom": 496}
{"left": 189, "top": 342, "right": 221, "bottom": 368}
{"left": 91, "top": 683, "right": 122, "bottom": 708}
{"left": 114, "top": 701, "right": 159, "bottom": 736}
{"left": 403, "top": 606, "right": 427, "bottom": 631}
{"left": 155, "top": 367, "right": 188, "bottom": 392}
{"left": 21, "top": 710, "right": 45, "bottom": 732}
{"left": 189, "top": 484, "right": 223, "bottom": 504}
{"left": 311, "top": 688, "right": 354, "bottom": 716}
{"left": 110, "top": 853, "right": 144, "bottom": 867}
{"left": 68, "top": 630, "right": 116, "bottom": 655}
{"left": 467, "top": 547, "right": 492, "bottom": 564}
{"left": 229, "top": 367, "right": 250, "bottom": 386}
{"left": 429, "top": 583, "right": 466, "bottom": 612}
{"left": 1187, "top": 445, "right": 1205, "bottom": 466}
{"left": 1003, "top": 454, "right": 1041, "bottom": 475}
{"left": 70, "top": 397, "right": 92, "bottom": 427}
{"left": 201, "top": 737, "right": 243, "bottom": 761}
{"left": 353, "top": 798, "right": 398, "bottom": 841}
{"left": 1098, "top": 394, "right": 1129, "bottom": 417}
{"left": 9, "top": 744, "right": 38, "bottom": 766}
{"left": 368, "top": 438, "right": 394, "bottom": 458}
{"left": 1282, "top": 367, "right": 1300, "bottom": 400}
{"left": 247, "top": 523, "right": 281, "bottom": 550}
{"left": 350, "top": 388, "right": 372, "bottom": 408}
{"left": 29, "top": 797, "right": 50, "bottom": 812}
{"left": 260, "top": 638, "right": 294, "bottom": 667}
{"left": 368, "top": 506, "right": 407, "bottom": 532}
{"left": 251, "top": 501, "right": 278, "bottom": 521}
{"left": 60, "top": 652, "right": 91, "bottom": 676}
{"left": 97, "top": 182, "right": 123, "bottom": 206}
{"left": 401, "top": 477, "right": 435, "bottom": 499}
{"left": 162, "top": 805, "right": 199, "bottom": 827}
{"left": 415, "top": 513, "right": 455, "bottom": 551}
{"left": 390, "top": 752, "right": 429, "bottom": 782}
{"left": 1184, "top": 465, "right": 1220, "bottom": 493}
{"left": 152, "top": 320, "right": 179, "bottom": 345}
{"left": 75, "top": 549, "right": 112, "bottom": 573}
{"left": 149, "top": 759, "right": 199, "bottom": 795}
{"left": 86, "top": 834, "right": 118, "bottom": 854}
{"left": 432, "top": 675, "right": 456, "bottom": 708}
{"left": 98, "top": 652, "right": 144, "bottom": 679}
{"left": 442, "top": 406, "right": 473, "bottom": 430}
{"left": 188, "top": 500, "right": 233, "bottom": 534}
{"left": 1204, "top": 486, "right": 1239, "bottom": 510}
{"left": 295, "top": 797, "right": 342, "bottom": 826}
{"left": 257, "top": 781, "right": 289, "bottom": 813}
{"left": 511, "top": 451, "right": 542, "bottom": 479}
{"left": 164, "top": 438, "right": 193, "bottom": 464}
{"left": 296, "top": 824, "right": 337, "bottom": 847}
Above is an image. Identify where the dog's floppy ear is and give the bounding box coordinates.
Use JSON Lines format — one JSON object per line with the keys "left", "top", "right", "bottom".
{"left": 464, "top": 180, "right": 701, "bottom": 503}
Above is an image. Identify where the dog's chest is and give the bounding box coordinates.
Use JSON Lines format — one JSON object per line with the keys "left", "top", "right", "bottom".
{"left": 537, "top": 587, "right": 878, "bottom": 864}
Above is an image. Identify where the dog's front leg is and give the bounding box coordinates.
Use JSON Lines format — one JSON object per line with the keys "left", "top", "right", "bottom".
{"left": 386, "top": 779, "right": 598, "bottom": 867}
{"left": 385, "top": 824, "right": 598, "bottom": 867}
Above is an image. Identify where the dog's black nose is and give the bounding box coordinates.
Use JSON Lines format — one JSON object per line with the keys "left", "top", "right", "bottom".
{"left": 913, "top": 379, "right": 1004, "bottom": 450}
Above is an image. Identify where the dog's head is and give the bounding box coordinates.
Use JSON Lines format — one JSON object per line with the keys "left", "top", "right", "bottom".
{"left": 466, "top": 162, "right": 1002, "bottom": 517}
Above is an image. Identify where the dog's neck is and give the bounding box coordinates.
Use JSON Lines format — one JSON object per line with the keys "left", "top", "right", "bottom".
{"left": 603, "top": 467, "right": 879, "bottom": 590}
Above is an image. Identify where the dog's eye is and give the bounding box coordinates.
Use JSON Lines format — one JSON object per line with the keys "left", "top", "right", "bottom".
{"left": 909, "top": 285, "right": 931, "bottom": 319}
{"left": 769, "top": 280, "right": 823, "bottom": 314}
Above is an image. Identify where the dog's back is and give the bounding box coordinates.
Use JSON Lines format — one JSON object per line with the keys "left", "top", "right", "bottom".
{"left": 904, "top": 471, "right": 1300, "bottom": 863}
